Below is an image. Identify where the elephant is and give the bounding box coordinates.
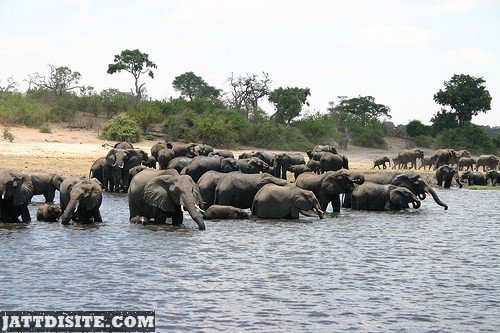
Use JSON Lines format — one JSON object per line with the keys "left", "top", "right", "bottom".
{"left": 203, "top": 205, "right": 249, "bottom": 220}
{"left": 194, "top": 144, "right": 214, "bottom": 156}
{"left": 150, "top": 141, "right": 172, "bottom": 160}
{"left": 306, "top": 159, "right": 321, "bottom": 174}
{"left": 320, "top": 152, "right": 349, "bottom": 172}
{"left": 475, "top": 154, "right": 499, "bottom": 171}
{"left": 418, "top": 156, "right": 437, "bottom": 170}
{"left": 104, "top": 148, "right": 149, "bottom": 192}
{"left": 313, "top": 145, "right": 337, "bottom": 154}
{"left": 128, "top": 168, "right": 205, "bottom": 230}
{"left": 273, "top": 153, "right": 306, "bottom": 180}
{"left": 252, "top": 184, "right": 324, "bottom": 219}
{"left": 295, "top": 169, "right": 365, "bottom": 212}
{"left": 197, "top": 171, "right": 235, "bottom": 209}
{"left": 167, "top": 157, "right": 194, "bottom": 173}
{"left": 29, "top": 173, "right": 64, "bottom": 202}
{"left": 398, "top": 149, "right": 424, "bottom": 169}
{"left": 251, "top": 151, "right": 275, "bottom": 166}
{"left": 433, "top": 149, "right": 458, "bottom": 169}
{"left": 215, "top": 172, "right": 289, "bottom": 209}
{"left": 436, "top": 165, "right": 462, "bottom": 188}
{"left": 460, "top": 170, "right": 487, "bottom": 186}
{"left": 89, "top": 157, "right": 107, "bottom": 186}
{"left": 485, "top": 170, "right": 500, "bottom": 186}
{"left": 143, "top": 155, "right": 157, "bottom": 169}
{"left": 157, "top": 148, "right": 175, "bottom": 170}
{"left": 288, "top": 164, "right": 312, "bottom": 181}
{"left": 0, "top": 170, "right": 34, "bottom": 222}
{"left": 36, "top": 203, "right": 62, "bottom": 222}
{"left": 209, "top": 150, "right": 235, "bottom": 159}
{"left": 306, "top": 150, "right": 326, "bottom": 161}
{"left": 339, "top": 137, "right": 349, "bottom": 150}
{"left": 453, "top": 150, "right": 472, "bottom": 165}
{"left": 114, "top": 141, "right": 134, "bottom": 149}
{"left": 458, "top": 157, "right": 476, "bottom": 171}
{"left": 172, "top": 143, "right": 197, "bottom": 158}
{"left": 237, "top": 157, "right": 270, "bottom": 174}
{"left": 181, "top": 156, "right": 239, "bottom": 182}
{"left": 391, "top": 156, "right": 399, "bottom": 169}
{"left": 373, "top": 157, "right": 390, "bottom": 169}
{"left": 59, "top": 177, "right": 103, "bottom": 225}
{"left": 362, "top": 172, "right": 448, "bottom": 210}
{"left": 351, "top": 183, "right": 421, "bottom": 211}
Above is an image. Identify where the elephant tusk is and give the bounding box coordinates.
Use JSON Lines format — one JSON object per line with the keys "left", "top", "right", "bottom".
{"left": 180, "top": 204, "right": 184, "bottom": 212}
{"left": 195, "top": 204, "right": 205, "bottom": 213}
{"left": 1, "top": 192, "right": 4, "bottom": 200}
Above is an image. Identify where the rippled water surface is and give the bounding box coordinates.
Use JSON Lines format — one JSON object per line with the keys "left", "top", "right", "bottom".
{"left": 1, "top": 189, "right": 499, "bottom": 332}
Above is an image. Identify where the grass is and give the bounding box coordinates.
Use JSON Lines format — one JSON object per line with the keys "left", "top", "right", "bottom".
{"left": 466, "top": 185, "right": 500, "bottom": 190}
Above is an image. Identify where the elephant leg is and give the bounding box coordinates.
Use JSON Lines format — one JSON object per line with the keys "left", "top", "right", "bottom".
{"left": 171, "top": 208, "right": 183, "bottom": 226}
{"left": 331, "top": 195, "right": 341, "bottom": 212}
{"left": 20, "top": 206, "right": 31, "bottom": 222}
{"left": 93, "top": 209, "right": 103, "bottom": 223}
{"left": 153, "top": 209, "right": 168, "bottom": 224}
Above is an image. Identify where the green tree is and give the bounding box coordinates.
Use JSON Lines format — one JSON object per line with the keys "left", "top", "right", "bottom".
{"left": 28, "top": 65, "right": 82, "bottom": 97}
{"left": 172, "top": 72, "right": 220, "bottom": 101}
{"left": 107, "top": 49, "right": 157, "bottom": 102}
{"left": 430, "top": 109, "right": 459, "bottom": 135}
{"left": 433, "top": 74, "right": 492, "bottom": 126}
{"left": 328, "top": 95, "right": 391, "bottom": 124}
{"left": 268, "top": 87, "right": 310, "bottom": 125}
{"left": 100, "top": 89, "right": 135, "bottom": 118}
{"left": 405, "top": 119, "right": 431, "bottom": 137}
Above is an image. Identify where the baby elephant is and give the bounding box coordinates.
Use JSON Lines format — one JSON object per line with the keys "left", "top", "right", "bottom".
{"left": 460, "top": 170, "right": 487, "bottom": 186}
{"left": 373, "top": 156, "right": 390, "bottom": 169}
{"left": 485, "top": 170, "right": 499, "bottom": 186}
{"left": 203, "top": 205, "right": 249, "bottom": 220}
{"left": 36, "top": 203, "right": 62, "bottom": 222}
{"left": 351, "top": 183, "right": 421, "bottom": 211}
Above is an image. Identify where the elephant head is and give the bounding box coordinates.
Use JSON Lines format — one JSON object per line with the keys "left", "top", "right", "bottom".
{"left": 61, "top": 178, "right": 103, "bottom": 225}
{"left": 143, "top": 175, "right": 206, "bottom": 230}
{"left": 248, "top": 157, "right": 270, "bottom": 172}
{"left": 50, "top": 174, "right": 65, "bottom": 191}
{"left": 388, "top": 185, "right": 421, "bottom": 210}
{"left": 321, "top": 169, "right": 365, "bottom": 195}
{"left": 220, "top": 157, "right": 239, "bottom": 173}
{"left": 0, "top": 171, "right": 34, "bottom": 207}
{"left": 106, "top": 148, "right": 129, "bottom": 169}
{"left": 392, "top": 174, "right": 448, "bottom": 210}
{"left": 292, "top": 188, "right": 324, "bottom": 219}
{"left": 486, "top": 170, "right": 499, "bottom": 186}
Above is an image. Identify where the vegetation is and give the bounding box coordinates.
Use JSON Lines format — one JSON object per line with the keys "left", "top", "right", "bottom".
{"left": 2, "top": 127, "right": 14, "bottom": 142}
{"left": 99, "top": 113, "right": 142, "bottom": 143}
{"left": 269, "top": 87, "right": 311, "bottom": 125}
{"left": 172, "top": 72, "right": 220, "bottom": 101}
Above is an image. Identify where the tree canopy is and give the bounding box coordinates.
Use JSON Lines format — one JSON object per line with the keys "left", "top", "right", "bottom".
{"left": 172, "top": 72, "right": 220, "bottom": 101}
{"left": 227, "top": 72, "right": 271, "bottom": 119}
{"left": 269, "top": 87, "right": 310, "bottom": 124}
{"left": 328, "top": 95, "right": 391, "bottom": 123}
{"left": 107, "top": 49, "right": 157, "bottom": 102}
{"left": 433, "top": 74, "right": 491, "bottom": 126}
{"left": 28, "top": 65, "right": 82, "bottom": 96}
{"left": 405, "top": 119, "right": 431, "bottom": 137}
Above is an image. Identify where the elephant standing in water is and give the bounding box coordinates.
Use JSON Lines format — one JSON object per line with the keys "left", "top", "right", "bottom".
{"left": 37, "top": 203, "right": 62, "bottom": 222}
{"left": 0, "top": 170, "right": 34, "bottom": 222}
{"left": 295, "top": 169, "right": 365, "bottom": 212}
{"left": 351, "top": 183, "right": 421, "bottom": 211}
{"left": 436, "top": 165, "right": 462, "bottom": 188}
{"left": 252, "top": 184, "right": 324, "bottom": 219}
{"left": 128, "top": 169, "right": 205, "bottom": 230}
{"left": 59, "top": 177, "right": 103, "bottom": 225}
{"left": 362, "top": 172, "right": 448, "bottom": 210}
{"left": 181, "top": 156, "right": 239, "bottom": 182}
{"left": 203, "top": 205, "right": 249, "bottom": 220}
{"left": 29, "top": 173, "right": 64, "bottom": 202}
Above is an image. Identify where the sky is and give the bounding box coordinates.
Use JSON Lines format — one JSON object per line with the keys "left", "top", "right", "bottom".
{"left": 1, "top": 0, "right": 499, "bottom": 126}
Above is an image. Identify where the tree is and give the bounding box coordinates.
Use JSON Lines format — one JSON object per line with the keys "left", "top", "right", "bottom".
{"left": 433, "top": 74, "right": 492, "bottom": 126}
{"left": 107, "top": 49, "right": 157, "bottom": 102}
{"left": 431, "top": 108, "right": 459, "bottom": 135}
{"left": 28, "top": 65, "right": 82, "bottom": 96}
{"left": 268, "top": 87, "right": 310, "bottom": 125}
{"left": 405, "top": 120, "right": 431, "bottom": 137}
{"left": 0, "top": 77, "right": 18, "bottom": 94}
{"left": 172, "top": 72, "right": 220, "bottom": 101}
{"left": 227, "top": 72, "right": 271, "bottom": 119}
{"left": 328, "top": 95, "right": 391, "bottom": 122}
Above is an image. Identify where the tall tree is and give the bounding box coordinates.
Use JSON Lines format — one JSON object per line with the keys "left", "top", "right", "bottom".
{"left": 28, "top": 65, "right": 82, "bottom": 96}
{"left": 268, "top": 87, "right": 311, "bottom": 125}
{"left": 433, "top": 74, "right": 491, "bottom": 126}
{"left": 107, "top": 49, "right": 157, "bottom": 102}
{"left": 329, "top": 95, "right": 391, "bottom": 120}
{"left": 227, "top": 72, "right": 271, "bottom": 119}
{"left": 172, "top": 72, "right": 220, "bottom": 101}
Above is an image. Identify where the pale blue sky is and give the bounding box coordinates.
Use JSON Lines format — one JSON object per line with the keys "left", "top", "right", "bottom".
{"left": 1, "top": 0, "right": 499, "bottom": 126}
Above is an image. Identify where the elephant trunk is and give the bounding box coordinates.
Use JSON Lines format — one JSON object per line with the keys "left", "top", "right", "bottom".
{"left": 425, "top": 185, "right": 448, "bottom": 210}
{"left": 183, "top": 199, "right": 206, "bottom": 230}
{"left": 412, "top": 200, "right": 421, "bottom": 209}
{"left": 315, "top": 207, "right": 325, "bottom": 219}
{"left": 61, "top": 197, "right": 79, "bottom": 225}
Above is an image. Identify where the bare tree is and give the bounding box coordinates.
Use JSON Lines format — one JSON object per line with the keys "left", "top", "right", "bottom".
{"left": 227, "top": 72, "right": 271, "bottom": 119}
{"left": 0, "top": 77, "right": 18, "bottom": 93}
{"left": 27, "top": 64, "right": 82, "bottom": 96}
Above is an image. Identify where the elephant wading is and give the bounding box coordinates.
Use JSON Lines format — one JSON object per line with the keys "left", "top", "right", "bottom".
{"left": 128, "top": 169, "right": 205, "bottom": 230}
{"left": 363, "top": 172, "right": 448, "bottom": 210}
{"left": 274, "top": 153, "right": 305, "bottom": 180}
{"left": 252, "top": 184, "right": 324, "bottom": 219}
{"left": 295, "top": 169, "right": 365, "bottom": 212}
{"left": 320, "top": 152, "right": 349, "bottom": 172}
{"left": 29, "top": 173, "right": 64, "bottom": 202}
{"left": 351, "top": 183, "right": 421, "bottom": 211}
{"left": 60, "top": 177, "right": 103, "bottom": 224}
{"left": 37, "top": 203, "right": 62, "bottom": 222}
{"left": 181, "top": 156, "right": 238, "bottom": 182}
{"left": 203, "top": 205, "right": 249, "bottom": 220}
{"left": 436, "top": 165, "right": 462, "bottom": 188}
{"left": 0, "top": 170, "right": 34, "bottom": 222}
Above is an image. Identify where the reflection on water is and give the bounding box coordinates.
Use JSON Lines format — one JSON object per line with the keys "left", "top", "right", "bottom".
{"left": 1, "top": 189, "right": 499, "bottom": 332}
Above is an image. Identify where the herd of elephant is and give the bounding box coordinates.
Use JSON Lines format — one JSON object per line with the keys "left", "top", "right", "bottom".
{"left": 1, "top": 143, "right": 498, "bottom": 230}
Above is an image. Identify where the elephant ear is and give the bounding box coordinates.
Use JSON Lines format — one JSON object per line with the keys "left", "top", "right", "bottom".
{"left": 321, "top": 173, "right": 342, "bottom": 194}
{"left": 389, "top": 187, "right": 408, "bottom": 209}
{"left": 291, "top": 190, "right": 311, "bottom": 210}
{"left": 51, "top": 174, "right": 65, "bottom": 190}
{"left": 13, "top": 175, "right": 34, "bottom": 206}
{"left": 106, "top": 149, "right": 118, "bottom": 166}
{"left": 143, "top": 176, "right": 176, "bottom": 212}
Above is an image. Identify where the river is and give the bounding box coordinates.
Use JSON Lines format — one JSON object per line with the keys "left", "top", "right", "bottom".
{"left": 1, "top": 188, "right": 499, "bottom": 332}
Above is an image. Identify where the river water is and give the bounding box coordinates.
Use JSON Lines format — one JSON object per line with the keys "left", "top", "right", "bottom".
{"left": 1, "top": 188, "right": 499, "bottom": 332}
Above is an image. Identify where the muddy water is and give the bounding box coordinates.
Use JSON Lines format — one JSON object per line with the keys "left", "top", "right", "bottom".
{"left": 1, "top": 188, "right": 499, "bottom": 332}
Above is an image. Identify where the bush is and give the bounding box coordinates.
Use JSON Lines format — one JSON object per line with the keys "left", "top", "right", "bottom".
{"left": 405, "top": 120, "right": 432, "bottom": 137}
{"left": 3, "top": 127, "right": 14, "bottom": 142}
{"left": 291, "top": 113, "right": 338, "bottom": 144}
{"left": 434, "top": 122, "right": 495, "bottom": 154}
{"left": 100, "top": 113, "right": 142, "bottom": 143}
{"left": 128, "top": 102, "right": 165, "bottom": 133}
{"left": 163, "top": 109, "right": 198, "bottom": 142}
{"left": 39, "top": 124, "right": 52, "bottom": 133}
{"left": 0, "top": 93, "right": 51, "bottom": 126}
{"left": 412, "top": 135, "right": 434, "bottom": 148}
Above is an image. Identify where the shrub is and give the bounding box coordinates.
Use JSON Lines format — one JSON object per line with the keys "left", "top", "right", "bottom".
{"left": 405, "top": 120, "right": 432, "bottom": 137}
{"left": 0, "top": 93, "right": 51, "bottom": 126}
{"left": 143, "top": 134, "right": 156, "bottom": 141}
{"left": 3, "top": 127, "right": 14, "bottom": 142}
{"left": 434, "top": 122, "right": 495, "bottom": 154}
{"left": 412, "top": 135, "right": 434, "bottom": 148}
{"left": 163, "top": 109, "right": 198, "bottom": 142}
{"left": 100, "top": 113, "right": 142, "bottom": 143}
{"left": 128, "top": 102, "right": 165, "bottom": 133}
{"left": 39, "top": 124, "right": 52, "bottom": 133}
{"left": 291, "top": 113, "right": 338, "bottom": 144}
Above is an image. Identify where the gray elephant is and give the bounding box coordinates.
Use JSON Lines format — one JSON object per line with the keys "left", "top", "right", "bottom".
{"left": 36, "top": 203, "right": 62, "bottom": 222}
{"left": 295, "top": 169, "right": 365, "bottom": 212}
{"left": 252, "top": 184, "right": 324, "bottom": 219}
{"left": 288, "top": 164, "right": 312, "bottom": 181}
{"left": 433, "top": 149, "right": 458, "bottom": 169}
{"left": 313, "top": 145, "right": 337, "bottom": 154}
{"left": 128, "top": 169, "right": 205, "bottom": 230}
{"left": 363, "top": 172, "right": 448, "bottom": 210}
{"left": 209, "top": 150, "right": 235, "bottom": 159}
{"left": 475, "top": 154, "right": 499, "bottom": 171}
{"left": 104, "top": 148, "right": 149, "bottom": 192}
{"left": 150, "top": 141, "right": 172, "bottom": 160}
{"left": 391, "top": 156, "right": 399, "bottom": 169}
{"left": 157, "top": 148, "right": 175, "bottom": 170}
{"left": 114, "top": 141, "right": 134, "bottom": 149}
{"left": 194, "top": 144, "right": 214, "bottom": 156}
{"left": 398, "top": 149, "right": 424, "bottom": 169}
{"left": 306, "top": 159, "right": 321, "bottom": 174}
{"left": 458, "top": 157, "right": 476, "bottom": 171}
{"left": 351, "top": 183, "right": 421, "bottom": 211}
{"left": 203, "top": 205, "right": 249, "bottom": 220}
{"left": 485, "top": 170, "right": 499, "bottom": 186}
{"left": 181, "top": 156, "right": 239, "bottom": 182}
{"left": 0, "top": 170, "right": 34, "bottom": 222}
{"left": 89, "top": 157, "right": 107, "bottom": 186}
{"left": 320, "top": 152, "right": 349, "bottom": 172}
{"left": 273, "top": 153, "right": 306, "bottom": 180}
{"left": 29, "top": 173, "right": 64, "bottom": 202}
{"left": 436, "top": 165, "right": 462, "bottom": 188}
{"left": 306, "top": 150, "right": 326, "bottom": 161}
{"left": 172, "top": 143, "right": 197, "bottom": 157}
{"left": 59, "top": 177, "right": 103, "bottom": 225}
{"left": 167, "top": 156, "right": 194, "bottom": 173}
{"left": 197, "top": 171, "right": 235, "bottom": 209}
{"left": 460, "top": 170, "right": 487, "bottom": 186}
{"left": 418, "top": 156, "right": 436, "bottom": 170}
{"left": 373, "top": 156, "right": 390, "bottom": 169}
{"left": 237, "top": 157, "right": 270, "bottom": 174}
{"left": 215, "top": 172, "right": 289, "bottom": 209}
